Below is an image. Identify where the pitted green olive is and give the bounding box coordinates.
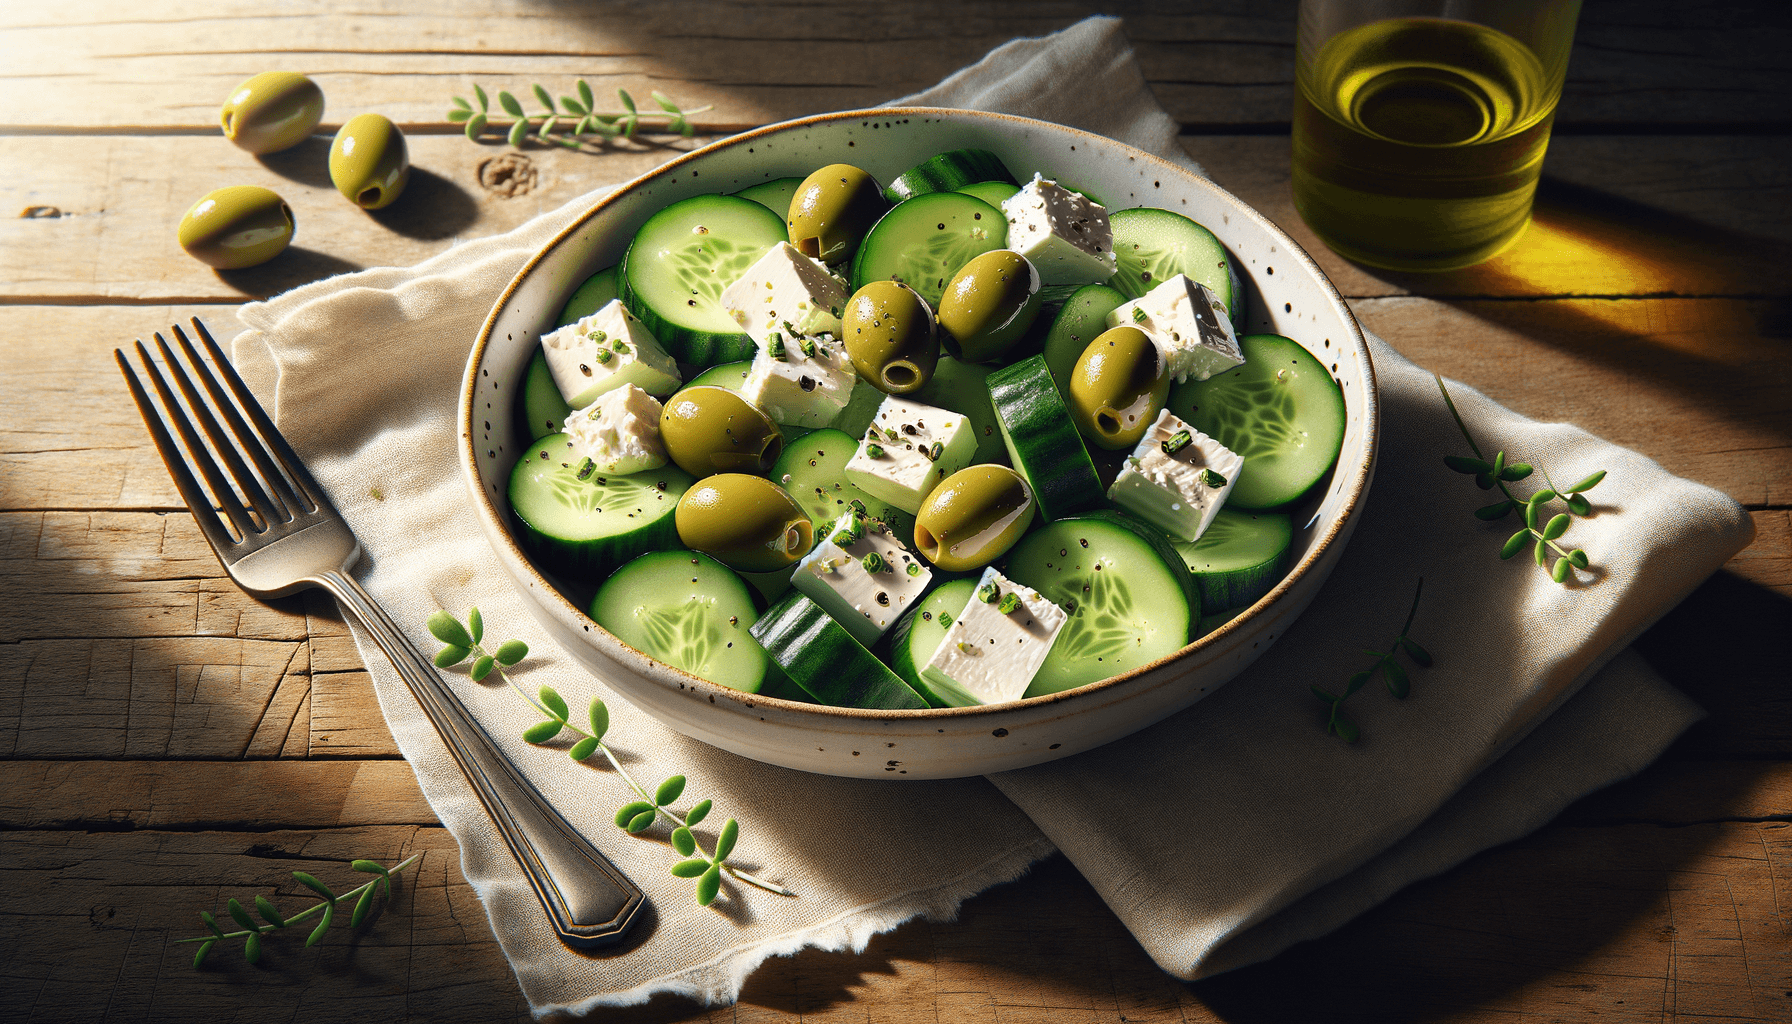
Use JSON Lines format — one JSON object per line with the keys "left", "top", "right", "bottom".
{"left": 676, "top": 474, "right": 814, "bottom": 572}
{"left": 1069, "top": 325, "right": 1170, "bottom": 450}
{"left": 329, "top": 113, "right": 409, "bottom": 210}
{"left": 220, "top": 71, "right": 324, "bottom": 155}
{"left": 914, "top": 465, "right": 1034, "bottom": 572}
{"left": 935, "top": 249, "right": 1043, "bottom": 363}
{"left": 787, "top": 164, "right": 887, "bottom": 264}
{"left": 842, "top": 280, "right": 939, "bottom": 394}
{"left": 177, "top": 186, "right": 294, "bottom": 269}
{"left": 659, "top": 386, "right": 783, "bottom": 477}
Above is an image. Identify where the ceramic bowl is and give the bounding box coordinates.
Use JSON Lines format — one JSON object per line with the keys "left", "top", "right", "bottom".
{"left": 460, "top": 108, "right": 1378, "bottom": 780}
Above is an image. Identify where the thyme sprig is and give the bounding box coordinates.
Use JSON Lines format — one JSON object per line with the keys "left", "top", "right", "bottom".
{"left": 179, "top": 855, "right": 420, "bottom": 967}
{"left": 1436, "top": 375, "right": 1606, "bottom": 584}
{"left": 448, "top": 81, "right": 710, "bottom": 148}
{"left": 427, "top": 609, "right": 793, "bottom": 906}
{"left": 1311, "top": 578, "right": 1431, "bottom": 742}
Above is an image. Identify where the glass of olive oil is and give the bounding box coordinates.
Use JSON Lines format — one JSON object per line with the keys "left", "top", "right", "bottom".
{"left": 1293, "top": 0, "right": 1582, "bottom": 271}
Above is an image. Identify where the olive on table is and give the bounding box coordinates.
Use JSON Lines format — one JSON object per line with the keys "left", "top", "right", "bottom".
{"left": 676, "top": 474, "right": 814, "bottom": 572}
{"left": 219, "top": 71, "right": 324, "bottom": 155}
{"left": 935, "top": 249, "right": 1042, "bottom": 364}
{"left": 842, "top": 280, "right": 939, "bottom": 394}
{"left": 329, "top": 113, "right": 409, "bottom": 209}
{"left": 914, "top": 465, "right": 1034, "bottom": 572}
{"left": 1068, "top": 325, "right": 1170, "bottom": 450}
{"left": 786, "top": 164, "right": 887, "bottom": 264}
{"left": 177, "top": 186, "right": 294, "bottom": 269}
{"left": 659, "top": 386, "right": 783, "bottom": 477}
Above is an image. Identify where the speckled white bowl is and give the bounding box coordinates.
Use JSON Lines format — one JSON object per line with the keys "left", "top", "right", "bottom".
{"left": 461, "top": 108, "right": 1377, "bottom": 780}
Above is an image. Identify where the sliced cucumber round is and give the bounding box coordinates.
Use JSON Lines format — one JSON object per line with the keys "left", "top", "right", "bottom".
{"left": 1166, "top": 333, "right": 1345, "bottom": 509}
{"left": 1040, "top": 283, "right": 1127, "bottom": 402}
{"left": 770, "top": 427, "right": 913, "bottom": 540}
{"left": 913, "top": 355, "right": 1006, "bottom": 465}
{"left": 883, "top": 148, "right": 1015, "bottom": 203}
{"left": 733, "top": 176, "right": 804, "bottom": 220}
{"left": 1173, "top": 509, "right": 1293, "bottom": 614}
{"left": 508, "top": 434, "right": 692, "bottom": 580}
{"left": 750, "top": 592, "right": 930, "bottom": 709}
{"left": 987, "top": 354, "right": 1103, "bottom": 523}
{"left": 685, "top": 359, "right": 753, "bottom": 391}
{"left": 850, "top": 191, "right": 1007, "bottom": 309}
{"left": 1107, "top": 207, "right": 1242, "bottom": 317}
{"left": 619, "top": 194, "right": 786, "bottom": 367}
{"left": 887, "top": 577, "right": 977, "bottom": 692}
{"left": 556, "top": 265, "right": 619, "bottom": 327}
{"left": 520, "top": 347, "right": 574, "bottom": 441}
{"left": 591, "top": 550, "right": 769, "bottom": 693}
{"left": 955, "top": 180, "right": 1021, "bottom": 207}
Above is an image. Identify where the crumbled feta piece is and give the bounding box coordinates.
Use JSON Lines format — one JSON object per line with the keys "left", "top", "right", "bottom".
{"left": 719, "top": 241, "right": 849, "bottom": 343}
{"left": 541, "top": 299, "right": 681, "bottom": 408}
{"left": 843, "top": 395, "right": 977, "bottom": 514}
{"left": 739, "top": 333, "right": 858, "bottom": 428}
{"left": 1106, "top": 274, "right": 1242, "bottom": 384}
{"left": 792, "top": 512, "right": 933, "bottom": 647}
{"left": 1106, "top": 409, "right": 1242, "bottom": 542}
{"left": 1000, "top": 173, "right": 1118, "bottom": 286}
{"left": 920, "top": 567, "right": 1067, "bottom": 706}
{"left": 563, "top": 384, "right": 668, "bottom": 475}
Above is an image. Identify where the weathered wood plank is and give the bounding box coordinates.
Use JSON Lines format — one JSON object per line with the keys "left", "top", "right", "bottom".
{"left": 0, "top": 761, "right": 433, "bottom": 829}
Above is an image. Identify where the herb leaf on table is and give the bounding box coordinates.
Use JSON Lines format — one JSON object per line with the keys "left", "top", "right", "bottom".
{"left": 180, "top": 855, "right": 420, "bottom": 967}
{"left": 1311, "top": 578, "right": 1431, "bottom": 742}
{"left": 448, "top": 82, "right": 711, "bottom": 148}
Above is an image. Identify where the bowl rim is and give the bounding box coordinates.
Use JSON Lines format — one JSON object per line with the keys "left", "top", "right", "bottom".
{"left": 459, "top": 105, "right": 1378, "bottom": 722}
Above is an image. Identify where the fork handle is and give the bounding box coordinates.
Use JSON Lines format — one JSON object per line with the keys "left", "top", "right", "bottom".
{"left": 316, "top": 569, "right": 646, "bottom": 948}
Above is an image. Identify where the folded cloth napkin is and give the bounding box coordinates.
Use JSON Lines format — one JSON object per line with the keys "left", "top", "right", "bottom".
{"left": 229, "top": 16, "right": 1752, "bottom": 1013}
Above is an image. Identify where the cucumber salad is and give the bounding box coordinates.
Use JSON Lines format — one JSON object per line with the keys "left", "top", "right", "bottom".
{"left": 508, "top": 148, "right": 1346, "bottom": 710}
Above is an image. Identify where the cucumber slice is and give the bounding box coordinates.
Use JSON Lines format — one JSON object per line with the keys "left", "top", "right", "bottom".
{"left": 883, "top": 148, "right": 1015, "bottom": 203}
{"left": 835, "top": 378, "right": 883, "bottom": 439}
{"left": 1005, "top": 511, "right": 1194, "bottom": 696}
{"left": 887, "top": 577, "right": 977, "bottom": 693}
{"left": 849, "top": 191, "right": 1007, "bottom": 309}
{"left": 1107, "top": 207, "right": 1242, "bottom": 317}
{"left": 750, "top": 592, "right": 930, "bottom": 709}
{"left": 733, "top": 176, "right": 804, "bottom": 220}
{"left": 591, "top": 550, "right": 769, "bottom": 693}
{"left": 619, "top": 194, "right": 787, "bottom": 367}
{"left": 1172, "top": 509, "right": 1293, "bottom": 614}
{"left": 1040, "top": 283, "right": 1127, "bottom": 402}
{"left": 955, "top": 180, "right": 1021, "bottom": 207}
{"left": 1166, "top": 333, "right": 1346, "bottom": 509}
{"left": 770, "top": 427, "right": 913, "bottom": 540}
{"left": 987, "top": 354, "right": 1103, "bottom": 522}
{"left": 556, "top": 265, "right": 619, "bottom": 327}
{"left": 913, "top": 355, "right": 1005, "bottom": 465}
{"left": 520, "top": 348, "right": 575, "bottom": 441}
{"left": 508, "top": 434, "right": 692, "bottom": 580}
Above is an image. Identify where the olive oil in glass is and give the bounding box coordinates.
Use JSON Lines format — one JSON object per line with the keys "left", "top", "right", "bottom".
{"left": 1293, "top": 16, "right": 1562, "bottom": 271}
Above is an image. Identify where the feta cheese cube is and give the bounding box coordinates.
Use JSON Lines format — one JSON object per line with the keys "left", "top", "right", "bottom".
{"left": 1106, "top": 409, "right": 1242, "bottom": 543}
{"left": 843, "top": 395, "right": 977, "bottom": 514}
{"left": 1107, "top": 274, "right": 1242, "bottom": 384}
{"left": 719, "top": 241, "right": 849, "bottom": 343}
{"left": 792, "top": 512, "right": 933, "bottom": 647}
{"left": 739, "top": 333, "right": 858, "bottom": 428}
{"left": 920, "top": 567, "right": 1068, "bottom": 706}
{"left": 563, "top": 384, "right": 668, "bottom": 475}
{"left": 541, "top": 299, "right": 681, "bottom": 408}
{"left": 1000, "top": 173, "right": 1118, "bottom": 286}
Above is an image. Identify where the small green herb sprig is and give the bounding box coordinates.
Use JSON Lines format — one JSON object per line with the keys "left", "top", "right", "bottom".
{"left": 427, "top": 608, "right": 793, "bottom": 907}
{"left": 1311, "top": 578, "right": 1432, "bottom": 742}
{"left": 449, "top": 81, "right": 710, "bottom": 148}
{"left": 180, "top": 855, "right": 419, "bottom": 968}
{"left": 1436, "top": 375, "right": 1606, "bottom": 583}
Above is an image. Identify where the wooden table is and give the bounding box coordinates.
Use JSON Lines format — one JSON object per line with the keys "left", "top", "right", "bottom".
{"left": 3, "top": 2, "right": 1787, "bottom": 1020}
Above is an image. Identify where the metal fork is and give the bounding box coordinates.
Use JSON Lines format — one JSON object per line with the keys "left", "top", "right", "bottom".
{"left": 117, "top": 318, "right": 644, "bottom": 949}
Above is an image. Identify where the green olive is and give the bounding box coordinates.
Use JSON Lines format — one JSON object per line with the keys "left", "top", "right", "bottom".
{"left": 786, "top": 164, "right": 887, "bottom": 264}
{"left": 914, "top": 465, "right": 1034, "bottom": 572}
{"left": 329, "top": 113, "right": 409, "bottom": 210}
{"left": 676, "top": 474, "right": 814, "bottom": 572}
{"left": 177, "top": 186, "right": 294, "bottom": 269}
{"left": 1068, "top": 325, "right": 1170, "bottom": 451}
{"left": 935, "top": 250, "right": 1043, "bottom": 363}
{"left": 659, "top": 386, "right": 783, "bottom": 477}
{"left": 220, "top": 71, "right": 324, "bottom": 155}
{"left": 842, "top": 280, "right": 939, "bottom": 394}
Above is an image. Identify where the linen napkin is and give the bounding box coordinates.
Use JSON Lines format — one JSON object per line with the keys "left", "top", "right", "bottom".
{"left": 229, "top": 16, "right": 1752, "bottom": 1012}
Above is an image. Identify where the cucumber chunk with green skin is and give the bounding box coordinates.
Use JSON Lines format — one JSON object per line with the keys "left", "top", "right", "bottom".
{"left": 955, "top": 180, "right": 1020, "bottom": 207}
{"left": 770, "top": 428, "right": 913, "bottom": 540}
{"left": 913, "top": 355, "right": 1006, "bottom": 466}
{"left": 619, "top": 194, "right": 787, "bottom": 367}
{"left": 1166, "top": 333, "right": 1345, "bottom": 509}
{"left": 733, "top": 176, "right": 804, "bottom": 220}
{"left": 987, "top": 354, "right": 1103, "bottom": 522}
{"left": 1107, "top": 207, "right": 1242, "bottom": 318}
{"left": 850, "top": 191, "right": 1007, "bottom": 309}
{"left": 883, "top": 148, "right": 1015, "bottom": 203}
{"left": 1040, "top": 283, "right": 1127, "bottom": 402}
{"left": 508, "top": 434, "right": 692, "bottom": 580}
{"left": 887, "top": 578, "right": 977, "bottom": 693}
{"left": 520, "top": 348, "right": 574, "bottom": 441}
{"left": 591, "top": 550, "right": 769, "bottom": 693}
{"left": 1172, "top": 509, "right": 1293, "bottom": 614}
{"left": 750, "top": 592, "right": 930, "bottom": 709}
{"left": 556, "top": 265, "right": 619, "bottom": 327}
{"left": 1005, "top": 511, "right": 1194, "bottom": 697}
